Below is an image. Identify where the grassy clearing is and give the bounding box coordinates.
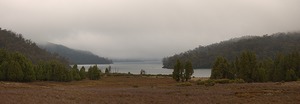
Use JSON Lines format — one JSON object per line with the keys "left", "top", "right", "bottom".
{"left": 0, "top": 75, "right": 299, "bottom": 104}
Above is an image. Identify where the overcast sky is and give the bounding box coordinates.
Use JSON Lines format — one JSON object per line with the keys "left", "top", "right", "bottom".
{"left": 1, "top": 0, "right": 300, "bottom": 60}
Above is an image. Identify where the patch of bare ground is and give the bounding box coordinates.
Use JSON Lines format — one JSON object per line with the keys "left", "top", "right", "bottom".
{"left": 0, "top": 76, "right": 300, "bottom": 104}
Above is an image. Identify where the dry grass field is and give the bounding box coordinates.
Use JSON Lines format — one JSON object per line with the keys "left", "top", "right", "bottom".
{"left": 0, "top": 76, "right": 300, "bottom": 104}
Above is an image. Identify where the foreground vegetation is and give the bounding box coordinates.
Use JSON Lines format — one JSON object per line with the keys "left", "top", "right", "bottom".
{"left": 172, "top": 60, "right": 194, "bottom": 82}
{"left": 0, "top": 76, "right": 299, "bottom": 104}
{"left": 0, "top": 49, "right": 103, "bottom": 82}
{"left": 0, "top": 28, "right": 105, "bottom": 82}
{"left": 211, "top": 51, "right": 300, "bottom": 82}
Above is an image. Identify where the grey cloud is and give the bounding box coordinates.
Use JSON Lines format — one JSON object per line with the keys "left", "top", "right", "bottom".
{"left": 1, "top": 0, "right": 300, "bottom": 59}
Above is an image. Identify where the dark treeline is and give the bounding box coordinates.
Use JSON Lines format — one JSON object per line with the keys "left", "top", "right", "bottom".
{"left": 0, "top": 28, "right": 103, "bottom": 82}
{"left": 163, "top": 32, "right": 300, "bottom": 69}
{"left": 211, "top": 51, "right": 300, "bottom": 82}
{"left": 0, "top": 49, "right": 35, "bottom": 82}
{"left": 0, "top": 49, "right": 102, "bottom": 82}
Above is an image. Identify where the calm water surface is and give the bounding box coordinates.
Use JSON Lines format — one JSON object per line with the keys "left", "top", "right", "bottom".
{"left": 77, "top": 61, "right": 211, "bottom": 77}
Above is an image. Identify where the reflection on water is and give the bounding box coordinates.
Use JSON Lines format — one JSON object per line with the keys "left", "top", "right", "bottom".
{"left": 77, "top": 61, "right": 211, "bottom": 77}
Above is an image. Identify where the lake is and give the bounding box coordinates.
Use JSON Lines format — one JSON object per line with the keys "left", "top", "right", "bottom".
{"left": 77, "top": 61, "right": 211, "bottom": 77}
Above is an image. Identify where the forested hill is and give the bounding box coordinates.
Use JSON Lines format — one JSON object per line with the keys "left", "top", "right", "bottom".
{"left": 39, "top": 43, "right": 113, "bottom": 64}
{"left": 163, "top": 32, "right": 300, "bottom": 69}
{"left": 0, "top": 28, "right": 68, "bottom": 64}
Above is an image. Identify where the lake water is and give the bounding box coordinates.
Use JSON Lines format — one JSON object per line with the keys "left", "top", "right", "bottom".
{"left": 77, "top": 61, "right": 211, "bottom": 77}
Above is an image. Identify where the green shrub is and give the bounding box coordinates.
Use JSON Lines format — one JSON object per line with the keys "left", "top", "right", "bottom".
{"left": 233, "top": 79, "right": 245, "bottom": 83}
{"left": 204, "top": 80, "right": 215, "bottom": 86}
{"left": 214, "top": 79, "right": 230, "bottom": 84}
{"left": 196, "top": 81, "right": 205, "bottom": 85}
{"left": 196, "top": 80, "right": 215, "bottom": 86}
{"left": 177, "top": 82, "right": 192, "bottom": 86}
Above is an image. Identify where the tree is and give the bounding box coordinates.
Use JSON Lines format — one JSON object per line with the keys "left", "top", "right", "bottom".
{"left": 261, "top": 58, "right": 274, "bottom": 82}
{"left": 79, "top": 66, "right": 86, "bottom": 79}
{"left": 286, "top": 52, "right": 300, "bottom": 79}
{"left": 6, "top": 61, "right": 24, "bottom": 81}
{"left": 65, "top": 69, "right": 73, "bottom": 82}
{"left": 23, "top": 64, "right": 36, "bottom": 82}
{"left": 0, "top": 28, "right": 69, "bottom": 67}
{"left": 0, "top": 67, "right": 3, "bottom": 80}
{"left": 0, "top": 48, "right": 80, "bottom": 82}
{"left": 252, "top": 67, "right": 267, "bottom": 82}
{"left": 140, "top": 69, "right": 146, "bottom": 75}
{"left": 0, "top": 61, "right": 9, "bottom": 80}
{"left": 184, "top": 61, "right": 194, "bottom": 81}
{"left": 34, "top": 62, "right": 45, "bottom": 80}
{"left": 15, "top": 53, "right": 36, "bottom": 82}
{"left": 0, "top": 50, "right": 36, "bottom": 82}
{"left": 35, "top": 61, "right": 52, "bottom": 81}
{"left": 272, "top": 54, "right": 286, "bottom": 82}
{"left": 236, "top": 51, "right": 258, "bottom": 82}
{"left": 35, "top": 60, "right": 74, "bottom": 82}
{"left": 285, "top": 69, "right": 297, "bottom": 81}
{"left": 228, "top": 62, "right": 237, "bottom": 79}
{"left": 0, "top": 52, "right": 8, "bottom": 78}
{"left": 73, "top": 64, "right": 78, "bottom": 70}
{"left": 105, "top": 68, "right": 109, "bottom": 74}
{"left": 210, "top": 57, "right": 229, "bottom": 79}
{"left": 172, "top": 59, "right": 183, "bottom": 82}
{"left": 163, "top": 32, "right": 300, "bottom": 69}
{"left": 209, "top": 51, "right": 300, "bottom": 82}
{"left": 72, "top": 64, "right": 81, "bottom": 81}
{"left": 88, "top": 65, "right": 101, "bottom": 80}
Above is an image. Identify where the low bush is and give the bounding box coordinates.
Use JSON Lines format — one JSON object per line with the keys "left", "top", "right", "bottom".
{"left": 197, "top": 79, "right": 215, "bottom": 86}
{"left": 232, "top": 79, "right": 245, "bottom": 83}
{"left": 177, "top": 82, "right": 193, "bottom": 87}
{"left": 196, "top": 80, "right": 204, "bottom": 85}
{"left": 197, "top": 79, "right": 245, "bottom": 86}
{"left": 214, "top": 79, "right": 230, "bottom": 84}
{"left": 204, "top": 80, "right": 215, "bottom": 86}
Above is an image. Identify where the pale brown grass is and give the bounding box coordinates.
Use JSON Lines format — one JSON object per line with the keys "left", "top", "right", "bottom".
{"left": 0, "top": 76, "right": 299, "bottom": 104}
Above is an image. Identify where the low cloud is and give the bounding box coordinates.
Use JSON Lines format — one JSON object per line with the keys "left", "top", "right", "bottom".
{"left": 1, "top": 0, "right": 300, "bottom": 59}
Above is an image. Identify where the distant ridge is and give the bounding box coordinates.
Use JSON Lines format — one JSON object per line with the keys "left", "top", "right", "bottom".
{"left": 39, "top": 42, "right": 113, "bottom": 64}
{"left": 163, "top": 32, "right": 300, "bottom": 69}
{"left": 0, "top": 28, "right": 68, "bottom": 64}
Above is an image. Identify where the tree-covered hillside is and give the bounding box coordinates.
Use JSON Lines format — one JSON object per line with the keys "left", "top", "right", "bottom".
{"left": 0, "top": 28, "right": 68, "bottom": 64}
{"left": 0, "top": 28, "right": 103, "bottom": 82}
{"left": 163, "top": 32, "right": 300, "bottom": 69}
{"left": 39, "top": 43, "right": 112, "bottom": 64}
